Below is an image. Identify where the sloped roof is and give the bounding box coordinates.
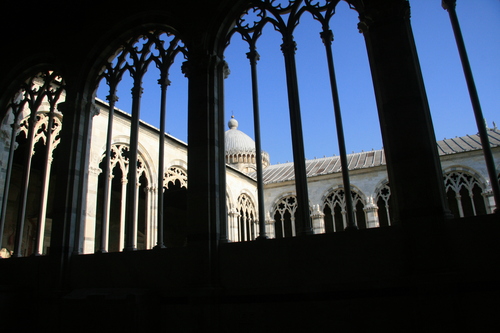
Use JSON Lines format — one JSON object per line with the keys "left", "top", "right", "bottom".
{"left": 436, "top": 128, "right": 500, "bottom": 155}
{"left": 255, "top": 128, "right": 500, "bottom": 184}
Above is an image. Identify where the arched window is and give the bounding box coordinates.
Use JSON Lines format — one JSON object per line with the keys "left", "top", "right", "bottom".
{"left": 95, "top": 144, "right": 150, "bottom": 252}
{"left": 323, "top": 187, "right": 366, "bottom": 232}
{"left": 236, "top": 193, "right": 257, "bottom": 242}
{"left": 375, "top": 182, "right": 392, "bottom": 227}
{"left": 162, "top": 166, "right": 187, "bottom": 247}
{"left": 272, "top": 195, "right": 297, "bottom": 239}
{"left": 94, "top": 29, "right": 187, "bottom": 251}
{"left": 0, "top": 71, "right": 65, "bottom": 257}
{"left": 225, "top": 1, "right": 377, "bottom": 235}
{"left": 444, "top": 170, "right": 487, "bottom": 218}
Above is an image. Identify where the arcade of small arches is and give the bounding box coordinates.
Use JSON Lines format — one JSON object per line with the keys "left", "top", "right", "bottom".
{"left": 0, "top": 74, "right": 497, "bottom": 257}
{"left": 0, "top": 0, "right": 499, "bottom": 259}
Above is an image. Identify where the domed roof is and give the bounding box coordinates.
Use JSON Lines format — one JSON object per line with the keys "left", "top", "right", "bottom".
{"left": 225, "top": 116, "right": 256, "bottom": 155}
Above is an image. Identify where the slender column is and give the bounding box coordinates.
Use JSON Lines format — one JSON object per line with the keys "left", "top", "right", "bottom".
{"left": 321, "top": 29, "right": 357, "bottom": 230}
{"left": 228, "top": 208, "right": 239, "bottom": 242}
{"left": 242, "top": 215, "right": 247, "bottom": 241}
{"left": 218, "top": 60, "right": 230, "bottom": 244}
{"left": 0, "top": 119, "right": 20, "bottom": 249}
{"left": 247, "top": 49, "right": 268, "bottom": 240}
{"left": 147, "top": 185, "right": 157, "bottom": 249}
{"left": 455, "top": 194, "right": 464, "bottom": 218}
{"left": 34, "top": 110, "right": 57, "bottom": 255}
{"left": 102, "top": 173, "right": 113, "bottom": 252}
{"left": 119, "top": 177, "right": 127, "bottom": 251}
{"left": 469, "top": 194, "right": 477, "bottom": 217}
{"left": 97, "top": 93, "right": 118, "bottom": 253}
{"left": 155, "top": 75, "right": 169, "bottom": 249}
{"left": 280, "top": 36, "right": 313, "bottom": 236}
{"left": 281, "top": 216, "right": 285, "bottom": 238}
{"left": 12, "top": 107, "right": 38, "bottom": 257}
{"left": 124, "top": 82, "right": 142, "bottom": 251}
{"left": 341, "top": 210, "right": 347, "bottom": 230}
{"left": 83, "top": 166, "right": 101, "bottom": 253}
{"left": 442, "top": 0, "right": 500, "bottom": 214}
{"left": 133, "top": 180, "right": 140, "bottom": 249}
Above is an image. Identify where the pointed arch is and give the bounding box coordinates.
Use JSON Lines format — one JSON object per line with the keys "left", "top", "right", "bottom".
{"left": 322, "top": 185, "right": 367, "bottom": 232}
{"left": 443, "top": 166, "right": 488, "bottom": 218}
{"left": 0, "top": 70, "right": 66, "bottom": 256}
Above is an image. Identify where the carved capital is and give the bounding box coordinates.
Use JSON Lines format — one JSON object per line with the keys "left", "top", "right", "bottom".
{"left": 181, "top": 54, "right": 224, "bottom": 79}
{"left": 89, "top": 166, "right": 102, "bottom": 175}
{"left": 106, "top": 94, "right": 119, "bottom": 103}
{"left": 222, "top": 60, "right": 230, "bottom": 79}
{"left": 441, "top": 0, "right": 456, "bottom": 11}
{"left": 90, "top": 102, "right": 100, "bottom": 117}
{"left": 320, "top": 30, "right": 333, "bottom": 46}
{"left": 158, "top": 74, "right": 171, "bottom": 87}
{"left": 280, "top": 37, "right": 297, "bottom": 55}
{"left": 131, "top": 85, "right": 144, "bottom": 97}
{"left": 246, "top": 50, "right": 260, "bottom": 65}
{"left": 357, "top": 0, "right": 410, "bottom": 33}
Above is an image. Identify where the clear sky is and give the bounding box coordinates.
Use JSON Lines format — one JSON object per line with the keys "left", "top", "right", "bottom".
{"left": 98, "top": 0, "right": 500, "bottom": 165}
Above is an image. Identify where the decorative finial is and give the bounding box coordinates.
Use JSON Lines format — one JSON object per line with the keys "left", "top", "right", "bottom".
{"left": 228, "top": 115, "right": 238, "bottom": 129}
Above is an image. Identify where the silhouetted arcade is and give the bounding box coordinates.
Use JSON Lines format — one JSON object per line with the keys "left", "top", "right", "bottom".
{"left": 0, "top": 0, "right": 499, "bottom": 331}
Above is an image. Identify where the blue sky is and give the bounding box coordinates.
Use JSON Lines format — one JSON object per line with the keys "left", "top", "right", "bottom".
{"left": 98, "top": 0, "right": 500, "bottom": 165}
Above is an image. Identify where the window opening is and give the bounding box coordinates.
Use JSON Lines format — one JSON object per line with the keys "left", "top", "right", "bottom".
{"left": 375, "top": 183, "right": 392, "bottom": 227}
{"left": 162, "top": 166, "right": 187, "bottom": 247}
{"left": 236, "top": 194, "right": 257, "bottom": 242}
{"left": 0, "top": 71, "right": 65, "bottom": 257}
{"left": 444, "top": 171, "right": 487, "bottom": 218}
{"left": 227, "top": 0, "right": 366, "bottom": 237}
{"left": 95, "top": 30, "right": 186, "bottom": 251}
{"left": 323, "top": 187, "right": 365, "bottom": 232}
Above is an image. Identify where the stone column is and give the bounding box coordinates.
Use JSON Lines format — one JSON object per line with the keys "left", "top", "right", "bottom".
{"left": 358, "top": 0, "right": 451, "bottom": 224}
{"left": 483, "top": 185, "right": 496, "bottom": 214}
{"left": 357, "top": 0, "right": 453, "bottom": 273}
{"left": 310, "top": 204, "right": 325, "bottom": 234}
{"left": 183, "top": 50, "right": 226, "bottom": 288}
{"left": 119, "top": 177, "right": 127, "bottom": 251}
{"left": 363, "top": 196, "right": 379, "bottom": 229}
{"left": 83, "top": 166, "right": 101, "bottom": 254}
{"left": 265, "top": 212, "right": 275, "bottom": 239}
{"left": 228, "top": 207, "right": 239, "bottom": 242}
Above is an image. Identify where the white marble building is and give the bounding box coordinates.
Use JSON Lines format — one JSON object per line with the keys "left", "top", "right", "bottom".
{"left": 84, "top": 99, "right": 500, "bottom": 252}
{"left": 1, "top": 93, "right": 499, "bottom": 255}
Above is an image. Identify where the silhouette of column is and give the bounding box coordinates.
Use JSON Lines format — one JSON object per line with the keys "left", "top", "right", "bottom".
{"left": 358, "top": 0, "right": 452, "bottom": 224}
{"left": 280, "top": 36, "right": 313, "bottom": 236}
{"left": 321, "top": 29, "right": 357, "bottom": 231}
{"left": 442, "top": 0, "right": 500, "bottom": 214}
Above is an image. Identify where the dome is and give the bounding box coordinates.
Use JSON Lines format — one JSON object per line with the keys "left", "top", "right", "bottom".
{"left": 225, "top": 116, "right": 271, "bottom": 172}
{"left": 225, "top": 116, "right": 256, "bottom": 155}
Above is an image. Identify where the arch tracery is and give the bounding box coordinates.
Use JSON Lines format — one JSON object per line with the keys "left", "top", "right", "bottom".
{"left": 443, "top": 167, "right": 488, "bottom": 217}
{"left": 0, "top": 70, "right": 65, "bottom": 257}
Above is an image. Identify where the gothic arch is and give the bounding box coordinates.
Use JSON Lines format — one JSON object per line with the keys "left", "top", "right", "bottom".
{"left": 235, "top": 193, "right": 258, "bottom": 242}
{"left": 270, "top": 192, "right": 311, "bottom": 239}
{"left": 443, "top": 166, "right": 488, "bottom": 218}
{"left": 0, "top": 70, "right": 66, "bottom": 256}
{"left": 321, "top": 185, "right": 367, "bottom": 232}
{"left": 374, "top": 180, "right": 392, "bottom": 227}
